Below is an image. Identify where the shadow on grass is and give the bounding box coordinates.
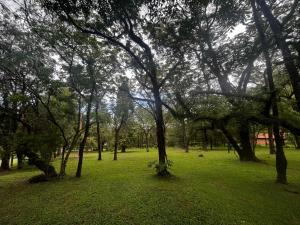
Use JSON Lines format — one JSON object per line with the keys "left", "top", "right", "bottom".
{"left": 150, "top": 173, "right": 181, "bottom": 183}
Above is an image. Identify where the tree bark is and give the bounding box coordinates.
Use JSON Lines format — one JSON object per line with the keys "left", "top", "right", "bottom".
{"left": 113, "top": 128, "right": 119, "bottom": 160}
{"left": 238, "top": 119, "right": 257, "bottom": 161}
{"left": 1, "top": 151, "right": 10, "bottom": 170}
{"left": 153, "top": 87, "right": 169, "bottom": 176}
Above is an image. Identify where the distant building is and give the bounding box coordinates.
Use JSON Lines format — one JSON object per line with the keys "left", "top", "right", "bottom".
{"left": 256, "top": 131, "right": 286, "bottom": 145}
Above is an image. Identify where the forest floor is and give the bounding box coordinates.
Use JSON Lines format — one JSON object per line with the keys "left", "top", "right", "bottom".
{"left": 0, "top": 147, "right": 300, "bottom": 225}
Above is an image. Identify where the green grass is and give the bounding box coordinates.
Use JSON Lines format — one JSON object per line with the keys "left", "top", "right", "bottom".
{"left": 1, "top": 147, "right": 300, "bottom": 225}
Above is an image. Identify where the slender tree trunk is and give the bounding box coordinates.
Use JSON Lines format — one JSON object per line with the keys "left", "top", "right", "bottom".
{"left": 252, "top": 0, "right": 287, "bottom": 183}
{"left": 203, "top": 128, "right": 208, "bottom": 151}
{"left": 294, "top": 135, "right": 300, "bottom": 149}
{"left": 10, "top": 153, "right": 14, "bottom": 167}
{"left": 95, "top": 97, "right": 102, "bottom": 161}
{"left": 145, "top": 131, "right": 150, "bottom": 152}
{"left": 59, "top": 145, "right": 67, "bottom": 176}
{"left": 76, "top": 81, "right": 95, "bottom": 178}
{"left": 256, "top": 0, "right": 300, "bottom": 111}
{"left": 181, "top": 118, "right": 189, "bottom": 152}
{"left": 268, "top": 127, "right": 275, "bottom": 154}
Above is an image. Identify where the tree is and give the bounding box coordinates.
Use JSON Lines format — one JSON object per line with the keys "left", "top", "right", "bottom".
{"left": 41, "top": 0, "right": 183, "bottom": 176}
{"left": 112, "top": 78, "right": 133, "bottom": 160}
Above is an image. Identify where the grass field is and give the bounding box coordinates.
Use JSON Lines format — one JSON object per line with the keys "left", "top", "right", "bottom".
{"left": 0, "top": 147, "right": 300, "bottom": 225}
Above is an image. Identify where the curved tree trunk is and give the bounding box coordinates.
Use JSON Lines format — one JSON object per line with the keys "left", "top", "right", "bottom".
{"left": 219, "top": 123, "right": 242, "bottom": 157}
{"left": 25, "top": 150, "right": 57, "bottom": 177}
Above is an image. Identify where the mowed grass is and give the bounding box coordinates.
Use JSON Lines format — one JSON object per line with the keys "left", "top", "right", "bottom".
{"left": 0, "top": 147, "right": 300, "bottom": 225}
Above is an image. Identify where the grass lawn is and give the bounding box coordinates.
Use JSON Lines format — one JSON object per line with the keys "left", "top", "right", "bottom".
{"left": 0, "top": 147, "right": 300, "bottom": 225}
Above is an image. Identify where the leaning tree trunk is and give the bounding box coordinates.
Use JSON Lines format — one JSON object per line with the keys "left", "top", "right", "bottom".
{"left": 24, "top": 150, "right": 57, "bottom": 177}
{"left": 20, "top": 144, "right": 57, "bottom": 181}
{"left": 252, "top": 0, "right": 287, "bottom": 183}
{"left": 75, "top": 82, "right": 95, "bottom": 178}
{"left": 219, "top": 123, "right": 243, "bottom": 158}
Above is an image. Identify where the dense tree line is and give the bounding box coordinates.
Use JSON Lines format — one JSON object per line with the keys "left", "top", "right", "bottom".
{"left": 0, "top": 0, "right": 300, "bottom": 183}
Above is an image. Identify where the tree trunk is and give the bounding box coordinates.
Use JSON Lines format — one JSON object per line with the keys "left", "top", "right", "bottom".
{"left": 203, "top": 128, "right": 208, "bottom": 151}
{"left": 75, "top": 82, "right": 95, "bottom": 178}
{"left": 113, "top": 129, "right": 119, "bottom": 160}
{"left": 294, "top": 135, "right": 300, "bottom": 149}
{"left": 145, "top": 131, "right": 150, "bottom": 152}
{"left": 121, "top": 144, "right": 126, "bottom": 153}
{"left": 1, "top": 151, "right": 10, "bottom": 170}
{"left": 21, "top": 145, "right": 57, "bottom": 178}
{"left": 238, "top": 120, "right": 256, "bottom": 161}
{"left": 153, "top": 87, "right": 169, "bottom": 176}
{"left": 10, "top": 153, "right": 14, "bottom": 167}
{"left": 17, "top": 151, "right": 24, "bottom": 169}
{"left": 256, "top": 0, "right": 300, "bottom": 111}
{"left": 252, "top": 0, "right": 287, "bottom": 183}
{"left": 95, "top": 97, "right": 102, "bottom": 161}
{"left": 219, "top": 123, "right": 243, "bottom": 158}
{"left": 181, "top": 118, "right": 189, "bottom": 152}
{"left": 268, "top": 127, "right": 275, "bottom": 154}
